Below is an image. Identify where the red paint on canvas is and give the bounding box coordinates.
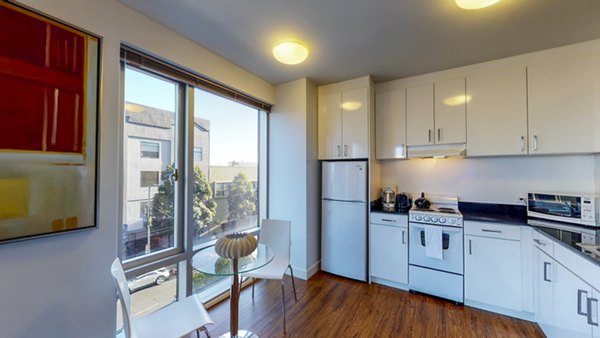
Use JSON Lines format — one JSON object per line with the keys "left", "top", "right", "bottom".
{"left": 0, "top": 4, "right": 85, "bottom": 154}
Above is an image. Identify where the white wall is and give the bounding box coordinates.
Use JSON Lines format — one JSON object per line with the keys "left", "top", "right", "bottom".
{"left": 596, "top": 155, "right": 600, "bottom": 195}
{"left": 305, "top": 80, "right": 320, "bottom": 275}
{"left": 269, "top": 78, "right": 320, "bottom": 279}
{"left": 380, "top": 155, "right": 596, "bottom": 204}
{"left": 0, "top": 1, "right": 274, "bottom": 337}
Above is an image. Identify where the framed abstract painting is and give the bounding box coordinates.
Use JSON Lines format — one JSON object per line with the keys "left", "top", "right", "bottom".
{"left": 0, "top": 1, "right": 101, "bottom": 243}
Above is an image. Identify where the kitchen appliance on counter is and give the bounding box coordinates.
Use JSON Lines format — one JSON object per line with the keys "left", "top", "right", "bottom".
{"left": 414, "top": 192, "right": 431, "bottom": 210}
{"left": 321, "top": 161, "right": 368, "bottom": 281}
{"left": 527, "top": 192, "right": 598, "bottom": 227}
{"left": 408, "top": 194, "right": 464, "bottom": 303}
{"left": 396, "top": 192, "right": 412, "bottom": 212}
{"left": 382, "top": 186, "right": 397, "bottom": 212}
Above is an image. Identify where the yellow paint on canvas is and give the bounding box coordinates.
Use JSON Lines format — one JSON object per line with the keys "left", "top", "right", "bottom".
{"left": 52, "top": 219, "right": 65, "bottom": 231}
{"left": 65, "top": 216, "right": 78, "bottom": 229}
{"left": 0, "top": 178, "right": 30, "bottom": 219}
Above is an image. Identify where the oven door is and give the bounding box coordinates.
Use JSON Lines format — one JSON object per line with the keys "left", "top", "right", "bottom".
{"left": 408, "top": 222, "right": 463, "bottom": 274}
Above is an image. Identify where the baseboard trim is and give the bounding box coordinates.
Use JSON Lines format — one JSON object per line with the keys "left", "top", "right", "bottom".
{"left": 289, "top": 260, "right": 321, "bottom": 280}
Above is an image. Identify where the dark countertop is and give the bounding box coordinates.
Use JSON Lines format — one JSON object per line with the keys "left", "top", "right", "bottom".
{"left": 459, "top": 201, "right": 527, "bottom": 225}
{"left": 534, "top": 224, "right": 600, "bottom": 267}
{"left": 370, "top": 199, "right": 410, "bottom": 215}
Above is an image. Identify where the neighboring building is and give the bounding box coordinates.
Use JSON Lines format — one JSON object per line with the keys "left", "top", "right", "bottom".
{"left": 123, "top": 102, "right": 210, "bottom": 234}
{"left": 209, "top": 163, "right": 258, "bottom": 225}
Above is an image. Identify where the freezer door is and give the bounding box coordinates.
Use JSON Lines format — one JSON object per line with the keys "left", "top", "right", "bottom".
{"left": 322, "top": 161, "right": 367, "bottom": 202}
{"left": 321, "top": 199, "right": 367, "bottom": 281}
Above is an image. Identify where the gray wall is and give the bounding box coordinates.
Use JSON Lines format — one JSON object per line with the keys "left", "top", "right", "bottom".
{"left": 0, "top": 0, "right": 273, "bottom": 337}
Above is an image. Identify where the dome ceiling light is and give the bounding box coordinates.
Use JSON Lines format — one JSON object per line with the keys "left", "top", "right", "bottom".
{"left": 272, "top": 40, "right": 309, "bottom": 65}
{"left": 455, "top": 0, "right": 500, "bottom": 10}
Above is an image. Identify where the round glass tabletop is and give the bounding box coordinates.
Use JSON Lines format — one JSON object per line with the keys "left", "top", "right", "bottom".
{"left": 191, "top": 243, "right": 274, "bottom": 276}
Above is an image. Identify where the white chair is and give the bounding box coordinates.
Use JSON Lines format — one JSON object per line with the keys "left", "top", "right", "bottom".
{"left": 241, "top": 219, "right": 297, "bottom": 333}
{"left": 111, "top": 258, "right": 213, "bottom": 338}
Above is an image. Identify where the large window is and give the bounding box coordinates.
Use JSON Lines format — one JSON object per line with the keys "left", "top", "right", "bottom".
{"left": 118, "top": 46, "right": 269, "bottom": 334}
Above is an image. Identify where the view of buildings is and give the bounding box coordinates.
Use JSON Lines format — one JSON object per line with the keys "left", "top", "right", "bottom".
{"left": 122, "top": 102, "right": 258, "bottom": 258}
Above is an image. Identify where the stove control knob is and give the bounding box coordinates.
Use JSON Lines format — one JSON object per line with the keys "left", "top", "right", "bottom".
{"left": 449, "top": 218, "right": 456, "bottom": 225}
{"left": 439, "top": 217, "right": 447, "bottom": 224}
{"left": 431, "top": 216, "right": 438, "bottom": 222}
{"left": 423, "top": 216, "right": 431, "bottom": 222}
{"left": 415, "top": 215, "right": 422, "bottom": 221}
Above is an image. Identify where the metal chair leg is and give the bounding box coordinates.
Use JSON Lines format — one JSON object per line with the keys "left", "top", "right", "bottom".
{"left": 288, "top": 264, "right": 297, "bottom": 302}
{"left": 197, "top": 326, "right": 211, "bottom": 338}
{"left": 251, "top": 277, "right": 255, "bottom": 299}
{"left": 281, "top": 281, "right": 287, "bottom": 334}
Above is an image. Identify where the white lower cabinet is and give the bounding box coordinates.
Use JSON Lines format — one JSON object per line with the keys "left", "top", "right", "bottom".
{"left": 464, "top": 235, "right": 522, "bottom": 311}
{"left": 533, "top": 230, "right": 600, "bottom": 338}
{"left": 464, "top": 221, "right": 522, "bottom": 313}
{"left": 369, "top": 213, "right": 408, "bottom": 287}
{"left": 554, "top": 263, "right": 594, "bottom": 337}
{"left": 534, "top": 247, "right": 555, "bottom": 325}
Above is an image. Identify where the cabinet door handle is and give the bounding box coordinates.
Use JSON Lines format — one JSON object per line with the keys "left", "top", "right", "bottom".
{"left": 402, "top": 230, "right": 405, "bottom": 244}
{"left": 343, "top": 144, "right": 348, "bottom": 157}
{"left": 468, "top": 239, "right": 472, "bottom": 255}
{"left": 381, "top": 218, "right": 396, "bottom": 223}
{"left": 588, "top": 298, "right": 599, "bottom": 326}
{"left": 428, "top": 129, "right": 432, "bottom": 143}
{"left": 578, "top": 289, "right": 589, "bottom": 316}
{"left": 520, "top": 136, "right": 525, "bottom": 152}
{"left": 482, "top": 229, "right": 502, "bottom": 233}
{"left": 437, "top": 128, "right": 441, "bottom": 142}
{"left": 534, "top": 239, "right": 546, "bottom": 246}
{"left": 543, "top": 262, "right": 552, "bottom": 282}
{"left": 533, "top": 135, "right": 538, "bottom": 152}
{"left": 337, "top": 145, "right": 341, "bottom": 157}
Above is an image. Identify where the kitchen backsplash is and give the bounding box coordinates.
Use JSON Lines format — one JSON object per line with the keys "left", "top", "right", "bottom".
{"left": 380, "top": 154, "right": 597, "bottom": 205}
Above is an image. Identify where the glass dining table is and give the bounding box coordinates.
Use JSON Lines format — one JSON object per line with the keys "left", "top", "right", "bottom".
{"left": 192, "top": 243, "right": 274, "bottom": 338}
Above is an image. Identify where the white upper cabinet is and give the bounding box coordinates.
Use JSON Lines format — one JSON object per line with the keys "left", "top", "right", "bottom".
{"left": 375, "top": 88, "right": 406, "bottom": 159}
{"left": 466, "top": 67, "right": 528, "bottom": 156}
{"left": 342, "top": 88, "right": 369, "bottom": 159}
{"left": 406, "top": 79, "right": 466, "bottom": 146}
{"left": 406, "top": 84, "right": 434, "bottom": 146}
{"left": 318, "top": 92, "right": 343, "bottom": 159}
{"left": 528, "top": 53, "right": 600, "bottom": 154}
{"left": 318, "top": 86, "right": 370, "bottom": 160}
{"left": 434, "top": 78, "right": 467, "bottom": 145}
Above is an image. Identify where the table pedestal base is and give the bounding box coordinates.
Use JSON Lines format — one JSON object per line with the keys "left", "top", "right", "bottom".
{"left": 219, "top": 330, "right": 259, "bottom": 338}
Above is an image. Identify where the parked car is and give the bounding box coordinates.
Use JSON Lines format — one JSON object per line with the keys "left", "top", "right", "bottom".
{"left": 127, "top": 268, "right": 170, "bottom": 293}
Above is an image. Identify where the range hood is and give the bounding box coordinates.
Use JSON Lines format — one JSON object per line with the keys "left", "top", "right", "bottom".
{"left": 407, "top": 143, "right": 466, "bottom": 158}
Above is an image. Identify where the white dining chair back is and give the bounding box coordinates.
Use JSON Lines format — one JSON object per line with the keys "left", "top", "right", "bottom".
{"left": 242, "top": 218, "right": 297, "bottom": 333}
{"left": 111, "top": 258, "right": 135, "bottom": 338}
{"left": 259, "top": 219, "right": 291, "bottom": 262}
{"left": 110, "top": 258, "right": 213, "bottom": 338}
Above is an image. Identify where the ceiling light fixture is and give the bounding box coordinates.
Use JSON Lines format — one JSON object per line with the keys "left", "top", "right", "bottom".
{"left": 455, "top": 0, "right": 500, "bottom": 10}
{"left": 272, "top": 40, "right": 309, "bottom": 65}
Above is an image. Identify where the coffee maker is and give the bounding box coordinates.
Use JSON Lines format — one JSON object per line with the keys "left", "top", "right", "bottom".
{"left": 381, "top": 186, "right": 397, "bottom": 212}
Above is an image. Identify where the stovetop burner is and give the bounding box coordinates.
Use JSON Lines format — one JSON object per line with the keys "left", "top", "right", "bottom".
{"left": 411, "top": 206, "right": 459, "bottom": 214}
{"left": 437, "top": 207, "right": 458, "bottom": 214}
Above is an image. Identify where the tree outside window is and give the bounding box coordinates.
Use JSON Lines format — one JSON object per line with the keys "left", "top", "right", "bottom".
{"left": 151, "top": 164, "right": 217, "bottom": 246}
{"left": 227, "top": 172, "right": 257, "bottom": 221}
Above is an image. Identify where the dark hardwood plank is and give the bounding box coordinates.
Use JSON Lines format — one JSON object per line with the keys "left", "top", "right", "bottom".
{"left": 207, "top": 272, "right": 545, "bottom": 338}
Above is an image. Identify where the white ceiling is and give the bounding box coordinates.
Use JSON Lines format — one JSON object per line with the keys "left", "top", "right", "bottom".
{"left": 119, "top": 0, "right": 600, "bottom": 86}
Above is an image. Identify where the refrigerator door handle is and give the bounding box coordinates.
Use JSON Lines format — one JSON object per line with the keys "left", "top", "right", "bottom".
{"left": 323, "top": 198, "right": 366, "bottom": 204}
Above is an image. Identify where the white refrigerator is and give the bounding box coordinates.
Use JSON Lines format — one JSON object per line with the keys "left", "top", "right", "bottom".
{"left": 321, "top": 160, "right": 368, "bottom": 281}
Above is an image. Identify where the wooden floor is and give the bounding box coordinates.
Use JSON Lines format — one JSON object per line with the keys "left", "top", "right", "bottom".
{"left": 206, "top": 272, "right": 545, "bottom": 338}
